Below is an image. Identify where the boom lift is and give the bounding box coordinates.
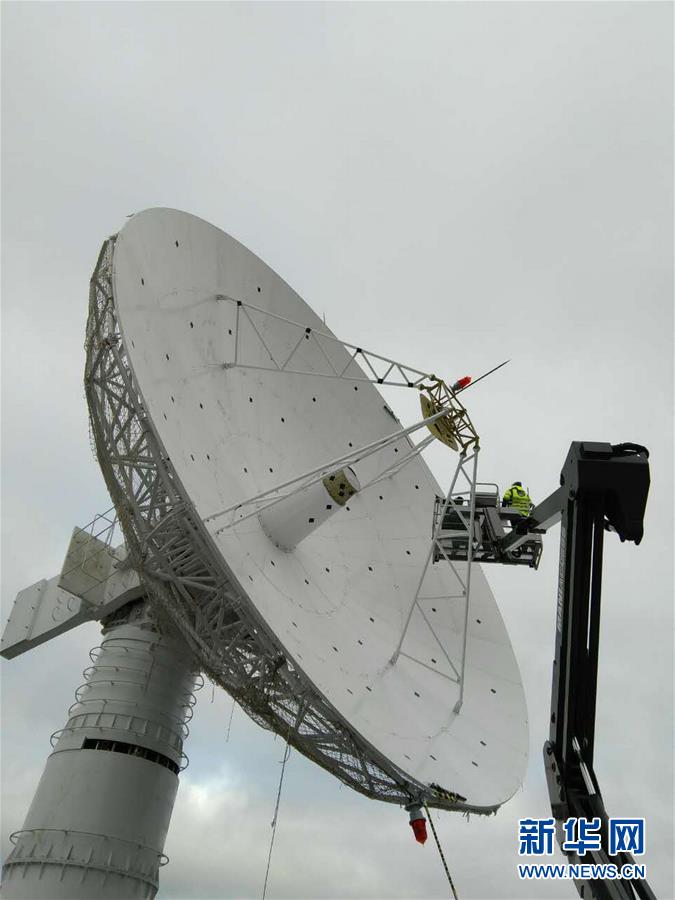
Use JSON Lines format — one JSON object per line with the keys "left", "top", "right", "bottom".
{"left": 498, "top": 441, "right": 655, "bottom": 900}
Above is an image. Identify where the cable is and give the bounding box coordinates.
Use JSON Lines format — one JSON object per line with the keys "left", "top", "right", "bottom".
{"left": 226, "top": 697, "right": 236, "bottom": 741}
{"left": 424, "top": 804, "right": 459, "bottom": 900}
{"left": 262, "top": 739, "right": 291, "bottom": 900}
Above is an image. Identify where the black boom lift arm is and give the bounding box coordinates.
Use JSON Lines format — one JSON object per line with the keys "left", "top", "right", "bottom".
{"left": 505, "top": 441, "right": 655, "bottom": 900}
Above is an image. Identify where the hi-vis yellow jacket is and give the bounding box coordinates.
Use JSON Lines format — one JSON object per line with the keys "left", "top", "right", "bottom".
{"left": 502, "top": 483, "right": 532, "bottom": 515}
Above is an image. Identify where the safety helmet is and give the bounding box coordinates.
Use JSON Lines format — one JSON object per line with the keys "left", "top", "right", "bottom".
{"left": 513, "top": 481, "right": 522, "bottom": 487}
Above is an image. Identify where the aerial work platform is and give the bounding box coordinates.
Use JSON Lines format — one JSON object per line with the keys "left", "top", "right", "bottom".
{"left": 432, "top": 488, "right": 543, "bottom": 569}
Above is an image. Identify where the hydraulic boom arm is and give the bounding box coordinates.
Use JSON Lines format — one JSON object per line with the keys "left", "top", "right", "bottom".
{"left": 505, "top": 442, "right": 655, "bottom": 900}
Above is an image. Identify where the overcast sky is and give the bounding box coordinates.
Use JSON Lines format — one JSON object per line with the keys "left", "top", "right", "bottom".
{"left": 1, "top": 3, "right": 672, "bottom": 899}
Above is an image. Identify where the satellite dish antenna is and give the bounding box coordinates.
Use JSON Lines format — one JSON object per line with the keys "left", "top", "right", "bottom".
{"left": 1, "top": 209, "right": 528, "bottom": 898}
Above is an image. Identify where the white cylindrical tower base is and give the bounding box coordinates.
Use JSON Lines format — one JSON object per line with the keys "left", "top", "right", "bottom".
{"left": 2, "top": 601, "right": 197, "bottom": 900}
{"left": 259, "top": 467, "right": 360, "bottom": 551}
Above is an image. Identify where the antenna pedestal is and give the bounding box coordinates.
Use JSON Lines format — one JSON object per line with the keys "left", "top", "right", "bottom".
{"left": 2, "top": 601, "right": 198, "bottom": 899}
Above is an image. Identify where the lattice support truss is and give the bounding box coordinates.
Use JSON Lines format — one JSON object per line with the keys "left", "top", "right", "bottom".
{"left": 391, "top": 449, "right": 480, "bottom": 713}
{"left": 218, "top": 295, "right": 480, "bottom": 453}
{"left": 84, "top": 237, "right": 493, "bottom": 815}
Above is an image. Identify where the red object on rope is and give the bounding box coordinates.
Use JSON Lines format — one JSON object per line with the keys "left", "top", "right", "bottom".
{"left": 410, "top": 816, "right": 428, "bottom": 844}
{"left": 451, "top": 375, "right": 472, "bottom": 392}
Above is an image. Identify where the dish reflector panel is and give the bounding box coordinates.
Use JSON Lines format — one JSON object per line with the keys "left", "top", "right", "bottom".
{"left": 96, "top": 208, "right": 527, "bottom": 810}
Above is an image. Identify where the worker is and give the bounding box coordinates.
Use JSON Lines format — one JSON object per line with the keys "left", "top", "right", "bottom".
{"left": 502, "top": 481, "right": 532, "bottom": 516}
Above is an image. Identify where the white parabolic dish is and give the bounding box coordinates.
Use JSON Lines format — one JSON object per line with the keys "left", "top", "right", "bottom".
{"left": 97, "top": 208, "right": 528, "bottom": 811}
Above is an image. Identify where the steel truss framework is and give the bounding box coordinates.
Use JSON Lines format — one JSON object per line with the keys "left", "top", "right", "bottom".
{"left": 84, "top": 237, "right": 492, "bottom": 814}
{"left": 392, "top": 450, "right": 480, "bottom": 714}
{"left": 218, "top": 294, "right": 480, "bottom": 453}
